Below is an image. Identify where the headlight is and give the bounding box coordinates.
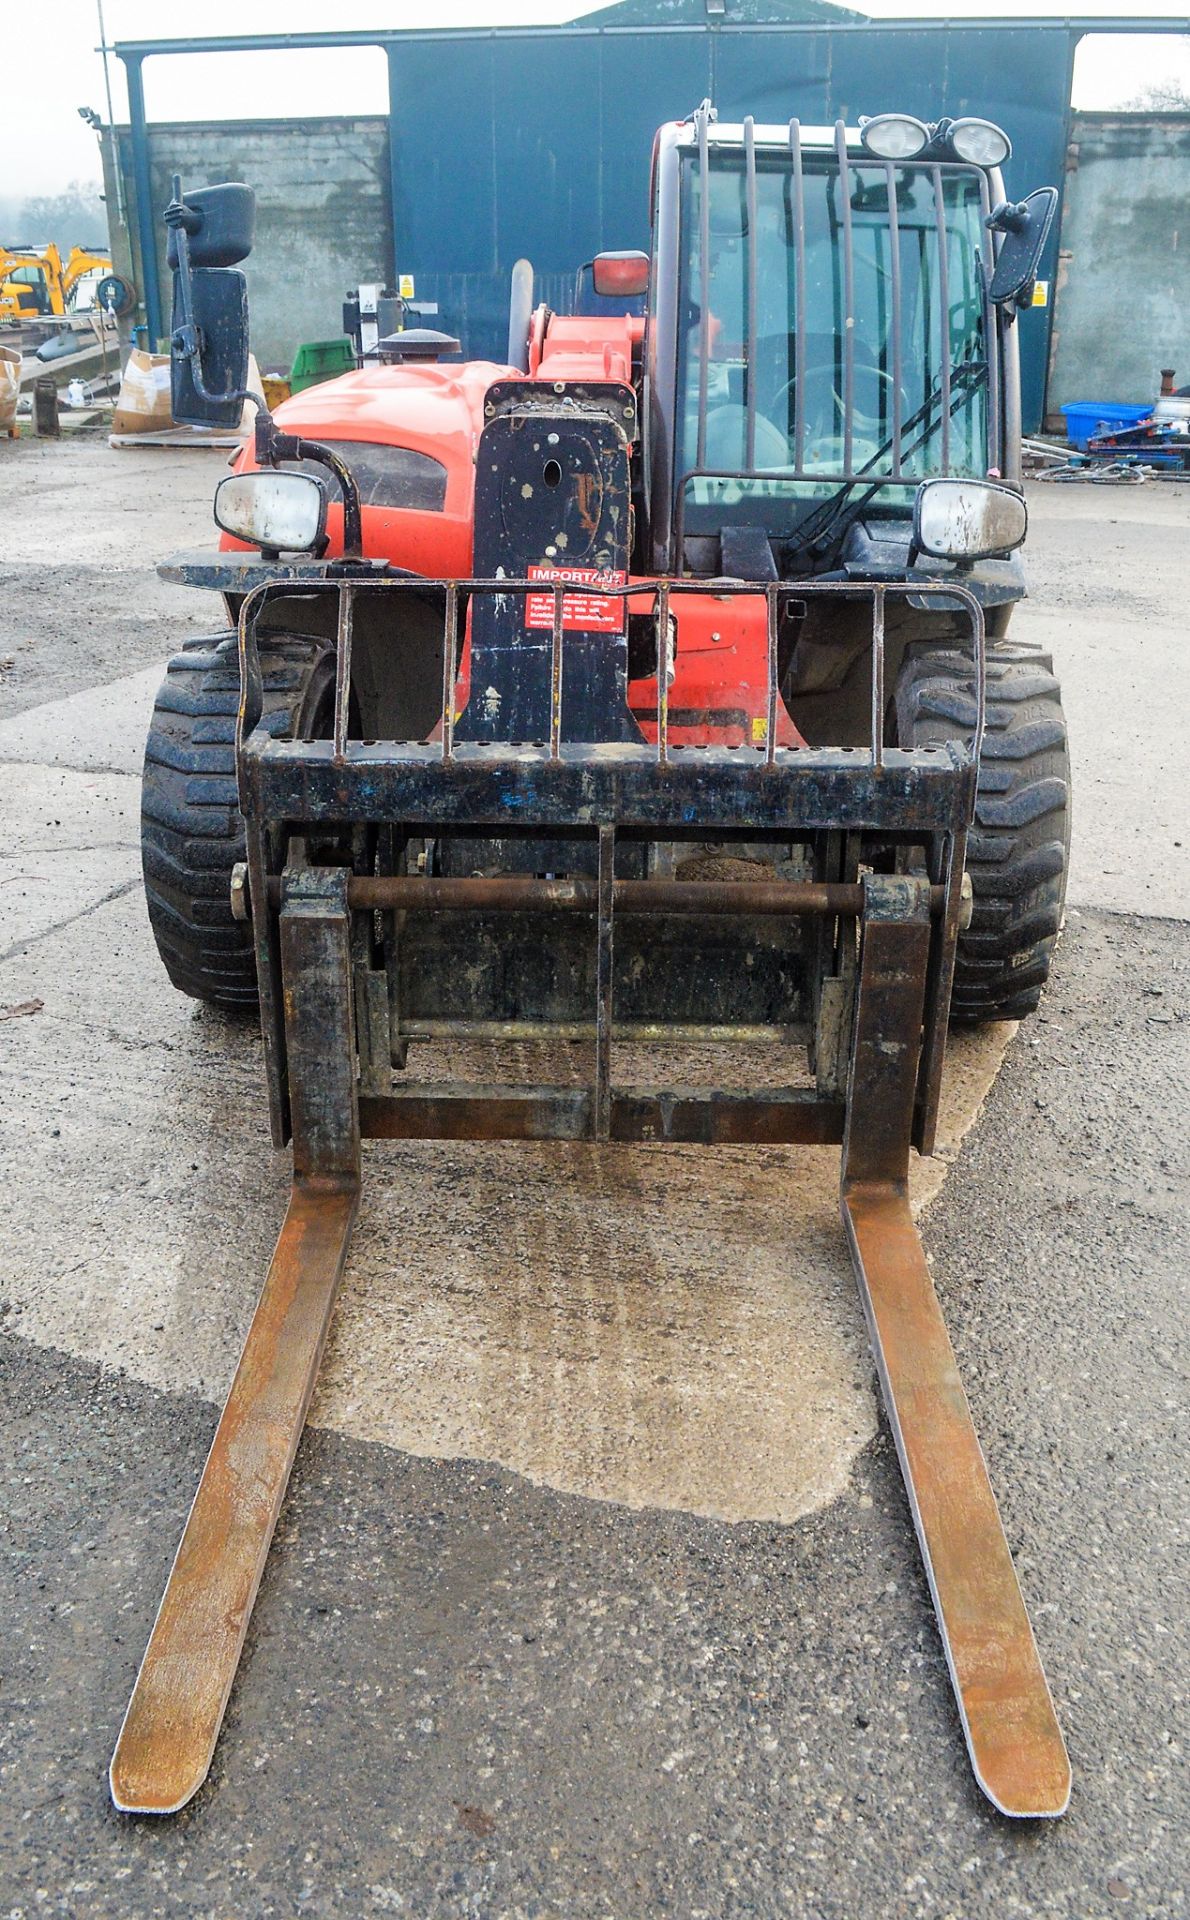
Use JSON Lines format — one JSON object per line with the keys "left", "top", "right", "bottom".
{"left": 913, "top": 479, "right": 1027, "bottom": 563}
{"left": 859, "top": 114, "right": 930, "bottom": 161}
{"left": 949, "top": 118, "right": 1012, "bottom": 168}
{"left": 214, "top": 470, "right": 327, "bottom": 553}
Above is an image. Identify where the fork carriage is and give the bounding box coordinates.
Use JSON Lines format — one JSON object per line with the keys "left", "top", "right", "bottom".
{"left": 112, "top": 568, "right": 1070, "bottom": 1821}
{"left": 237, "top": 573, "right": 976, "bottom": 1151}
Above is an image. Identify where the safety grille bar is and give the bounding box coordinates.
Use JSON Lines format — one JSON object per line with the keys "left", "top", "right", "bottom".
{"left": 235, "top": 573, "right": 985, "bottom": 776}
{"left": 680, "top": 104, "right": 1000, "bottom": 510}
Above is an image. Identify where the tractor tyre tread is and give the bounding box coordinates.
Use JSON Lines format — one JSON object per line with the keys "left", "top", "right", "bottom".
{"left": 141, "top": 631, "right": 334, "bottom": 1006}
{"left": 896, "top": 637, "right": 1071, "bottom": 1025}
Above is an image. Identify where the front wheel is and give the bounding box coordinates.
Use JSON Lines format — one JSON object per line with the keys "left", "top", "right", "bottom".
{"left": 140, "top": 630, "right": 336, "bottom": 1006}
{"left": 895, "top": 638, "right": 1071, "bottom": 1024}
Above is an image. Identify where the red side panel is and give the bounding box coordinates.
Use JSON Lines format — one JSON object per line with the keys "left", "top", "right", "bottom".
{"left": 214, "top": 319, "right": 802, "bottom": 749}
{"left": 628, "top": 590, "right": 805, "bottom": 750}
{"left": 218, "top": 358, "right": 506, "bottom": 576}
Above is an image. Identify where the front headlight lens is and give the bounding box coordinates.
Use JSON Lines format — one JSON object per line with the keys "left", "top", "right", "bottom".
{"left": 859, "top": 114, "right": 930, "bottom": 161}
{"left": 214, "top": 470, "right": 327, "bottom": 552}
{"left": 914, "top": 479, "right": 1027, "bottom": 563}
{"left": 949, "top": 118, "right": 1012, "bottom": 168}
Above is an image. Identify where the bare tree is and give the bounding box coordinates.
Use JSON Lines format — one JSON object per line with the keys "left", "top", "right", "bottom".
{"left": 1119, "top": 77, "right": 1190, "bottom": 112}
{"left": 14, "top": 181, "right": 108, "bottom": 252}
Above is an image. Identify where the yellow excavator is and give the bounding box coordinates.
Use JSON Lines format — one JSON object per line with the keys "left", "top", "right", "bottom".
{"left": 0, "top": 244, "right": 113, "bottom": 323}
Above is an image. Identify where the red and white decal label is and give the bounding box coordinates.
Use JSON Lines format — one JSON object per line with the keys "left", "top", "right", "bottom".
{"left": 524, "top": 565, "right": 627, "bottom": 633}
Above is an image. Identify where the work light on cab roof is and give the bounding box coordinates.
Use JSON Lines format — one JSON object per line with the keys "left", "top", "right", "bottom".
{"left": 858, "top": 112, "right": 930, "bottom": 160}
{"left": 950, "top": 116, "right": 1012, "bottom": 167}
{"left": 859, "top": 111, "right": 1012, "bottom": 168}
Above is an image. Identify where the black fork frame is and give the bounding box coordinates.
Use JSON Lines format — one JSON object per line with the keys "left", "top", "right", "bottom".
{"left": 234, "top": 572, "right": 983, "bottom": 1157}
{"left": 111, "top": 566, "right": 1072, "bottom": 1821}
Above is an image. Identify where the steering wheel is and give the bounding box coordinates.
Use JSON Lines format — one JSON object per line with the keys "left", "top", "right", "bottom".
{"left": 769, "top": 363, "right": 905, "bottom": 440}
{"left": 701, "top": 403, "right": 792, "bottom": 473}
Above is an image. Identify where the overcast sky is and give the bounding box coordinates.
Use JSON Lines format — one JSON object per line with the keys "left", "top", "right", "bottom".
{"left": 5, "top": 0, "right": 1190, "bottom": 199}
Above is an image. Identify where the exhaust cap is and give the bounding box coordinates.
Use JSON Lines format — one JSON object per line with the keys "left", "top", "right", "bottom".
{"left": 376, "top": 329, "right": 461, "bottom": 363}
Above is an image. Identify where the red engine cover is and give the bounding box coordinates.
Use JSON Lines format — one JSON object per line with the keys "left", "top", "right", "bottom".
{"left": 223, "top": 315, "right": 804, "bottom": 748}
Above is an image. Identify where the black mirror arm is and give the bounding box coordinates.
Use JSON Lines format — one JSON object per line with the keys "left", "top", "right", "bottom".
{"left": 254, "top": 411, "right": 365, "bottom": 559}
{"left": 167, "top": 178, "right": 268, "bottom": 417}
{"left": 168, "top": 175, "right": 363, "bottom": 558}
{"left": 164, "top": 188, "right": 201, "bottom": 367}
{"left": 166, "top": 178, "right": 211, "bottom": 373}
{"left": 986, "top": 200, "right": 1031, "bottom": 238}
{"left": 985, "top": 203, "right": 1028, "bottom": 324}
{"left": 163, "top": 180, "right": 204, "bottom": 241}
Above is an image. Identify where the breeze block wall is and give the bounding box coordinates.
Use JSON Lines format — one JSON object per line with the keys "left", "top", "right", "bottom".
{"left": 114, "top": 116, "right": 393, "bottom": 372}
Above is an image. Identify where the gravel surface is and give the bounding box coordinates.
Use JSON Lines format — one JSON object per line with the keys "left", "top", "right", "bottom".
{"left": 0, "top": 434, "right": 216, "bottom": 717}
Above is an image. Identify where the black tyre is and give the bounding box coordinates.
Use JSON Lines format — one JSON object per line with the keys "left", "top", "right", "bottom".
{"left": 895, "top": 637, "right": 1071, "bottom": 1023}
{"left": 141, "top": 630, "right": 335, "bottom": 1006}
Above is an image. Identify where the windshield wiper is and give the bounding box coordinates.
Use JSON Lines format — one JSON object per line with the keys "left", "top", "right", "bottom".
{"left": 791, "top": 355, "right": 988, "bottom": 568}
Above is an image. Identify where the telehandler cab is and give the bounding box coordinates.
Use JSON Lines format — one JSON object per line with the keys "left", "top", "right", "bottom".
{"left": 114, "top": 105, "right": 1072, "bottom": 1819}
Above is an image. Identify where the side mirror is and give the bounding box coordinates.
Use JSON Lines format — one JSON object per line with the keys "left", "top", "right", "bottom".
{"left": 591, "top": 250, "right": 650, "bottom": 300}
{"left": 166, "top": 175, "right": 256, "bottom": 428}
{"left": 987, "top": 187, "right": 1058, "bottom": 308}
{"left": 171, "top": 268, "right": 249, "bottom": 428}
{"left": 214, "top": 470, "right": 328, "bottom": 554}
{"left": 913, "top": 479, "right": 1027, "bottom": 563}
{"left": 166, "top": 182, "right": 255, "bottom": 269}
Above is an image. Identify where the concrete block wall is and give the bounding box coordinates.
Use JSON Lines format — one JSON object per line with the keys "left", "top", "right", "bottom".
{"left": 1047, "top": 113, "right": 1190, "bottom": 420}
{"left": 112, "top": 117, "right": 393, "bottom": 369}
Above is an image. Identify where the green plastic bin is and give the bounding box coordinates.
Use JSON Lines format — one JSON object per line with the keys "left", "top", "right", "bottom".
{"left": 289, "top": 338, "right": 356, "bottom": 394}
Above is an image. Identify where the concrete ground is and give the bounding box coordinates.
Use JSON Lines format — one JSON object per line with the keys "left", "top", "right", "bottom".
{"left": 0, "top": 436, "right": 1187, "bottom": 1917}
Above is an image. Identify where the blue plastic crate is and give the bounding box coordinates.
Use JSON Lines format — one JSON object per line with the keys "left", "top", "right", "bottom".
{"left": 1061, "top": 401, "right": 1151, "bottom": 451}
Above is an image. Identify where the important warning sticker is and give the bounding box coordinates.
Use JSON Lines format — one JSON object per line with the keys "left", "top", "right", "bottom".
{"left": 525, "top": 565, "right": 627, "bottom": 633}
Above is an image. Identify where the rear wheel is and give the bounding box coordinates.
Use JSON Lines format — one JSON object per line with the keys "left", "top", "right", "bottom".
{"left": 141, "top": 630, "right": 335, "bottom": 1006}
{"left": 895, "top": 637, "right": 1071, "bottom": 1023}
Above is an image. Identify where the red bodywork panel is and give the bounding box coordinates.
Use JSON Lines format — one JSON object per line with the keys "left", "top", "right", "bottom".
{"left": 223, "top": 311, "right": 803, "bottom": 747}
